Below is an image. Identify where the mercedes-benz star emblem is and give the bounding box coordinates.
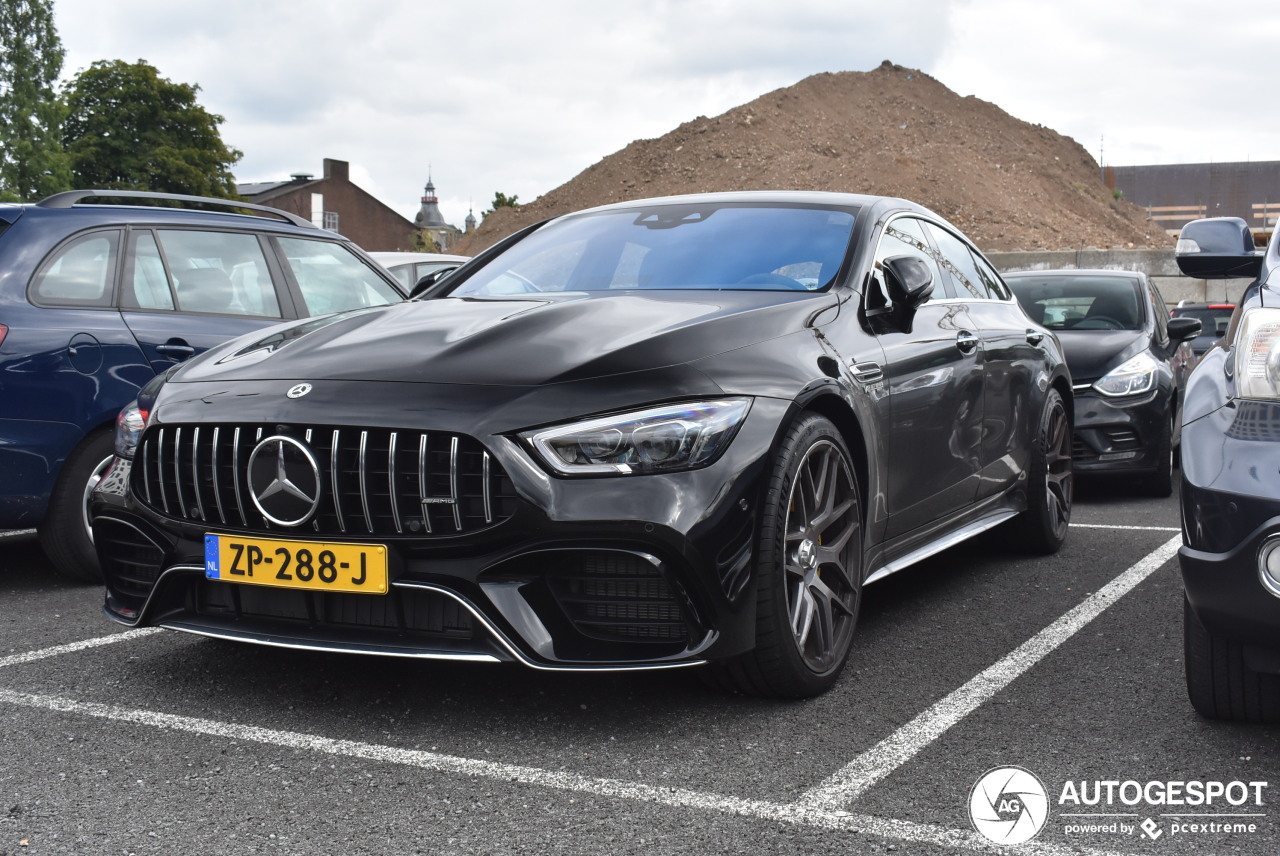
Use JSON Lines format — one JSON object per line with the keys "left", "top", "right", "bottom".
{"left": 286, "top": 383, "right": 312, "bottom": 399}
{"left": 247, "top": 436, "right": 322, "bottom": 527}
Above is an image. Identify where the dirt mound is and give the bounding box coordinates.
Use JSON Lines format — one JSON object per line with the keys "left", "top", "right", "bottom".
{"left": 456, "top": 61, "right": 1167, "bottom": 256}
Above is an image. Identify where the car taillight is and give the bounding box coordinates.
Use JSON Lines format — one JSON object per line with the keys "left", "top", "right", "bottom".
{"left": 0, "top": 323, "right": 7, "bottom": 347}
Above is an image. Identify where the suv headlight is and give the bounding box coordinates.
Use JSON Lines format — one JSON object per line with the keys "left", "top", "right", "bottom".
{"left": 1236, "top": 307, "right": 1280, "bottom": 400}
{"left": 1093, "top": 351, "right": 1158, "bottom": 397}
{"left": 522, "top": 398, "right": 752, "bottom": 476}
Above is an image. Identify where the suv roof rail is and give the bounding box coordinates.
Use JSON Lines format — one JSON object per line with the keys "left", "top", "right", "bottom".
{"left": 35, "top": 189, "right": 318, "bottom": 230}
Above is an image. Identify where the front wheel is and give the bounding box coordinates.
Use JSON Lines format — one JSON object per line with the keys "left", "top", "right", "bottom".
{"left": 1142, "top": 413, "right": 1175, "bottom": 498}
{"left": 38, "top": 429, "right": 113, "bottom": 583}
{"left": 1185, "top": 597, "right": 1280, "bottom": 723}
{"left": 1008, "top": 388, "right": 1072, "bottom": 554}
{"left": 709, "top": 414, "right": 863, "bottom": 698}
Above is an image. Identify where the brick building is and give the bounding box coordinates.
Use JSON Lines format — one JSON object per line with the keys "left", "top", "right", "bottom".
{"left": 238, "top": 158, "right": 419, "bottom": 251}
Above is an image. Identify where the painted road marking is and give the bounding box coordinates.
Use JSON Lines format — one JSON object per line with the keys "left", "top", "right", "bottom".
{"left": 0, "top": 628, "right": 160, "bottom": 670}
{"left": 799, "top": 535, "right": 1182, "bottom": 810}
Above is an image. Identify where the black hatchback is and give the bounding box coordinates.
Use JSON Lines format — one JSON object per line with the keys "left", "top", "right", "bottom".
{"left": 1006, "top": 269, "right": 1200, "bottom": 495}
{"left": 91, "top": 191, "right": 1072, "bottom": 698}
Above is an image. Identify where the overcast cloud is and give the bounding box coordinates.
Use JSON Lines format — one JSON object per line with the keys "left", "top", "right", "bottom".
{"left": 51, "top": 0, "right": 1280, "bottom": 230}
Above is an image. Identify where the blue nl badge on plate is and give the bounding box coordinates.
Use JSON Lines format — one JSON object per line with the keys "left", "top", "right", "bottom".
{"left": 205, "top": 534, "right": 220, "bottom": 579}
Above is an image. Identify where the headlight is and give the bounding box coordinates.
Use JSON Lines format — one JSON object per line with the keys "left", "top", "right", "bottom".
{"left": 1092, "top": 351, "right": 1158, "bottom": 397}
{"left": 522, "top": 398, "right": 753, "bottom": 476}
{"left": 114, "top": 401, "right": 149, "bottom": 459}
{"left": 1235, "top": 308, "right": 1280, "bottom": 401}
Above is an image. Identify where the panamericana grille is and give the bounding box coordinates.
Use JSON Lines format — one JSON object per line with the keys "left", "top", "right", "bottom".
{"left": 549, "top": 553, "right": 690, "bottom": 644}
{"left": 132, "top": 423, "right": 517, "bottom": 537}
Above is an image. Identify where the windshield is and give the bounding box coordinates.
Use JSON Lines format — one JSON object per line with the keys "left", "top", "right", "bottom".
{"left": 1008, "top": 275, "right": 1146, "bottom": 331}
{"left": 448, "top": 203, "right": 857, "bottom": 297}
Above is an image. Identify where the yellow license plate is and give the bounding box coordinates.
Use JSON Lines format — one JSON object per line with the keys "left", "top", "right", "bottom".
{"left": 204, "top": 533, "right": 388, "bottom": 594}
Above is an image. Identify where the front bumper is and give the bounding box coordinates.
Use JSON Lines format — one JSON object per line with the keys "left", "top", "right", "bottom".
{"left": 1180, "top": 399, "right": 1280, "bottom": 671}
{"left": 91, "top": 398, "right": 791, "bottom": 671}
{"left": 1070, "top": 388, "right": 1168, "bottom": 474}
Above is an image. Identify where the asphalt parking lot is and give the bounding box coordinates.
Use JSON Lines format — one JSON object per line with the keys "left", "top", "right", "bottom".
{"left": 1, "top": 483, "right": 1276, "bottom": 856}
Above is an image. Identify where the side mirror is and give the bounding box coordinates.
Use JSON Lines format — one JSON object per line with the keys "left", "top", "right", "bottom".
{"left": 882, "top": 255, "right": 935, "bottom": 310}
{"left": 409, "top": 265, "right": 460, "bottom": 299}
{"left": 1167, "top": 316, "right": 1203, "bottom": 343}
{"left": 1176, "top": 218, "right": 1263, "bottom": 280}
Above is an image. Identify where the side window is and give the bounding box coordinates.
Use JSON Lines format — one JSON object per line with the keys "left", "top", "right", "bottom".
{"left": 30, "top": 231, "right": 120, "bottom": 307}
{"left": 1149, "top": 281, "right": 1169, "bottom": 345}
{"left": 925, "top": 224, "right": 991, "bottom": 300}
{"left": 154, "top": 230, "right": 282, "bottom": 318}
{"left": 972, "top": 254, "right": 1011, "bottom": 301}
{"left": 869, "top": 217, "right": 949, "bottom": 313}
{"left": 128, "top": 232, "right": 175, "bottom": 310}
{"left": 277, "top": 238, "right": 403, "bottom": 315}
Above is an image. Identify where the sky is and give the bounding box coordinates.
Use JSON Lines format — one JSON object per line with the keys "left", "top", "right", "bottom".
{"left": 50, "top": 0, "right": 1280, "bottom": 231}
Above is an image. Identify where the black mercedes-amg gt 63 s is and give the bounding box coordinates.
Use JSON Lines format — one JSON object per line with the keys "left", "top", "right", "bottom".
{"left": 91, "top": 191, "right": 1073, "bottom": 697}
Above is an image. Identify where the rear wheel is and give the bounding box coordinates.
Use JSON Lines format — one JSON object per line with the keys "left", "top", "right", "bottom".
{"left": 710, "top": 414, "right": 863, "bottom": 698}
{"left": 38, "top": 429, "right": 112, "bottom": 583}
{"left": 1185, "top": 597, "right": 1280, "bottom": 723}
{"left": 1008, "top": 388, "right": 1072, "bottom": 554}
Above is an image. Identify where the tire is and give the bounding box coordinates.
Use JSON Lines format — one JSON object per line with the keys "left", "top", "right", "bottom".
{"left": 709, "top": 413, "right": 863, "bottom": 698}
{"left": 1184, "top": 597, "right": 1280, "bottom": 723}
{"left": 1142, "top": 413, "right": 1175, "bottom": 498}
{"left": 1008, "top": 387, "right": 1073, "bottom": 554}
{"left": 38, "top": 429, "right": 113, "bottom": 584}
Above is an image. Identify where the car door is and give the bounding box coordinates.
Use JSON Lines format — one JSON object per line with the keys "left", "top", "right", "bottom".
{"left": 924, "top": 223, "right": 1047, "bottom": 502}
{"left": 869, "top": 215, "right": 986, "bottom": 537}
{"left": 118, "top": 228, "right": 296, "bottom": 373}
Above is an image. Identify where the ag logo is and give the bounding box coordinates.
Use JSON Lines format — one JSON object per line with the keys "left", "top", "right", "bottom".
{"left": 969, "top": 766, "right": 1049, "bottom": 844}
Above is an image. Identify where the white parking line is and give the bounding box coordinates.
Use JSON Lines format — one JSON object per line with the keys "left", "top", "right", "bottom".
{"left": 0, "top": 528, "right": 37, "bottom": 540}
{"left": 799, "top": 535, "right": 1182, "bottom": 811}
{"left": 0, "top": 531, "right": 1182, "bottom": 856}
{"left": 1070, "top": 523, "right": 1180, "bottom": 532}
{"left": 0, "top": 685, "right": 1135, "bottom": 856}
{"left": 0, "top": 628, "right": 160, "bottom": 670}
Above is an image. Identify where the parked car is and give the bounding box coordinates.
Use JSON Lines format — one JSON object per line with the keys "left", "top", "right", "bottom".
{"left": 1176, "top": 216, "right": 1280, "bottom": 722}
{"left": 0, "top": 190, "right": 406, "bottom": 581}
{"left": 369, "top": 251, "right": 469, "bottom": 291}
{"left": 91, "top": 191, "right": 1072, "bottom": 698}
{"left": 1005, "top": 270, "right": 1199, "bottom": 497}
{"left": 1171, "top": 301, "right": 1236, "bottom": 356}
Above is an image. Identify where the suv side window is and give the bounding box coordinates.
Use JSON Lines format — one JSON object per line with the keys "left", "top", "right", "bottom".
{"left": 277, "top": 237, "right": 403, "bottom": 314}
{"left": 973, "top": 253, "right": 1011, "bottom": 301}
{"left": 151, "top": 229, "right": 283, "bottom": 318}
{"left": 30, "top": 231, "right": 120, "bottom": 307}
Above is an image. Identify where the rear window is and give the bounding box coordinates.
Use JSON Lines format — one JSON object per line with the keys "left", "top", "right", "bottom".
{"left": 30, "top": 231, "right": 120, "bottom": 307}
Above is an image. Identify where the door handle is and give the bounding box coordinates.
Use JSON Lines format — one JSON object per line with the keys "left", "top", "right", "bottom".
{"left": 1026, "top": 329, "right": 1045, "bottom": 346}
{"left": 156, "top": 342, "right": 196, "bottom": 360}
{"left": 955, "top": 331, "right": 979, "bottom": 353}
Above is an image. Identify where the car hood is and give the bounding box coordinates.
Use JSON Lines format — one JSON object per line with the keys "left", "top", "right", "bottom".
{"left": 1055, "top": 329, "right": 1147, "bottom": 381}
{"left": 176, "top": 290, "right": 834, "bottom": 387}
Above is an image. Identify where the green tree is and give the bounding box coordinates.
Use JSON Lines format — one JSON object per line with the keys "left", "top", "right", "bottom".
{"left": 63, "top": 59, "right": 242, "bottom": 198}
{"left": 0, "top": 0, "right": 71, "bottom": 201}
{"left": 481, "top": 191, "right": 519, "bottom": 219}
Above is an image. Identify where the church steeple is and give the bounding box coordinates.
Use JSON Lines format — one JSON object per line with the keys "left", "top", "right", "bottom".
{"left": 415, "top": 171, "right": 448, "bottom": 229}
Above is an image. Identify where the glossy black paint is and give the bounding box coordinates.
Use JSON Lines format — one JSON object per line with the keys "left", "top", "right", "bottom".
{"left": 1177, "top": 219, "right": 1280, "bottom": 666}
{"left": 1005, "top": 269, "right": 1196, "bottom": 478}
{"left": 92, "top": 191, "right": 1070, "bottom": 672}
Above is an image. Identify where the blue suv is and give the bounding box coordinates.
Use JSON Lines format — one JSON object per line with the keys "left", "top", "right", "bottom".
{"left": 0, "top": 190, "right": 406, "bottom": 581}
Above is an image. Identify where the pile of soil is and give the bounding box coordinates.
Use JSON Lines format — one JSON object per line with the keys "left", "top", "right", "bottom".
{"left": 456, "top": 61, "right": 1168, "bottom": 255}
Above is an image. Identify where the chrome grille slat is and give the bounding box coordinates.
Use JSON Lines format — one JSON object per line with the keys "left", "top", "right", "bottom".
{"left": 450, "top": 436, "right": 462, "bottom": 531}
{"left": 133, "top": 423, "right": 515, "bottom": 539}
{"left": 482, "top": 452, "right": 492, "bottom": 524}
{"left": 172, "top": 427, "right": 183, "bottom": 516}
{"left": 210, "top": 427, "right": 226, "bottom": 524}
{"left": 359, "top": 430, "right": 373, "bottom": 534}
{"left": 232, "top": 427, "right": 246, "bottom": 525}
{"left": 388, "top": 432, "right": 402, "bottom": 534}
{"left": 418, "top": 433, "right": 433, "bottom": 534}
{"left": 191, "top": 426, "right": 205, "bottom": 523}
{"left": 331, "top": 428, "right": 345, "bottom": 533}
